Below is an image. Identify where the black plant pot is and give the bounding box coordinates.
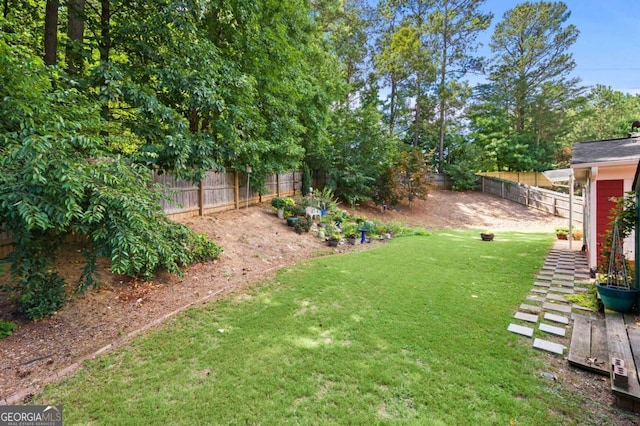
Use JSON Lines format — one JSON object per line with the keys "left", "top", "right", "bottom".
{"left": 480, "top": 233, "right": 494, "bottom": 241}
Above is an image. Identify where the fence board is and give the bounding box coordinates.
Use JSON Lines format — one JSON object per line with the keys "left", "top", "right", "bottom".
{"left": 479, "top": 176, "right": 583, "bottom": 223}
{"left": 0, "top": 169, "right": 305, "bottom": 251}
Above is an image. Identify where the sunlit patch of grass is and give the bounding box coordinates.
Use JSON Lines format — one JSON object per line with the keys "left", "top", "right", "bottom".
{"left": 36, "top": 230, "right": 619, "bottom": 425}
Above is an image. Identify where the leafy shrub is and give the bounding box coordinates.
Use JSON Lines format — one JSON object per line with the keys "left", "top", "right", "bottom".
{"left": 444, "top": 163, "right": 480, "bottom": 191}
{"left": 342, "top": 222, "right": 358, "bottom": 238}
{"left": 0, "top": 41, "right": 223, "bottom": 319}
{"left": 285, "top": 204, "right": 306, "bottom": 217}
{"left": 271, "top": 197, "right": 294, "bottom": 209}
{"left": 293, "top": 217, "right": 312, "bottom": 234}
{"left": 0, "top": 320, "right": 18, "bottom": 339}
{"left": 17, "top": 272, "right": 67, "bottom": 320}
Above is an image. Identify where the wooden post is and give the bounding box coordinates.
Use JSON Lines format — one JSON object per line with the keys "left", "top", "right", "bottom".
{"left": 276, "top": 174, "right": 280, "bottom": 197}
{"left": 198, "top": 178, "right": 204, "bottom": 216}
{"left": 234, "top": 170, "right": 240, "bottom": 209}
{"left": 293, "top": 171, "right": 297, "bottom": 195}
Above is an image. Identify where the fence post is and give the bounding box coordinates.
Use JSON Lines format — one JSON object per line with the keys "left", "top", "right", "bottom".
{"left": 198, "top": 178, "right": 204, "bottom": 216}
{"left": 293, "top": 171, "right": 297, "bottom": 195}
{"left": 276, "top": 174, "right": 280, "bottom": 197}
{"left": 501, "top": 181, "right": 505, "bottom": 199}
{"left": 234, "top": 171, "right": 240, "bottom": 209}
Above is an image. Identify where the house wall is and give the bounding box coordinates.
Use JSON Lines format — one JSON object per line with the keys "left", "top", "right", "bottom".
{"left": 583, "top": 163, "right": 637, "bottom": 269}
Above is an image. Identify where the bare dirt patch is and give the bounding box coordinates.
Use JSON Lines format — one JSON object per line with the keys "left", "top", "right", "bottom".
{"left": 0, "top": 190, "right": 637, "bottom": 423}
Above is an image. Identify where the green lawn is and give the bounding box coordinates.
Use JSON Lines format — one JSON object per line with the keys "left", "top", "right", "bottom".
{"left": 37, "top": 230, "right": 611, "bottom": 425}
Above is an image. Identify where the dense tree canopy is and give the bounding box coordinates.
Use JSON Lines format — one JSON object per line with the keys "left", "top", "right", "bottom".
{"left": 2, "top": 1, "right": 639, "bottom": 317}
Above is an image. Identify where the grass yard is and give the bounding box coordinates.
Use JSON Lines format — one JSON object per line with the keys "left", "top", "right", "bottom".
{"left": 37, "top": 230, "right": 606, "bottom": 425}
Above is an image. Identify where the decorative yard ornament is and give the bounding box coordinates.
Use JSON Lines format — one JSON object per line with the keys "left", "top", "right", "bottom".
{"left": 606, "top": 220, "right": 630, "bottom": 289}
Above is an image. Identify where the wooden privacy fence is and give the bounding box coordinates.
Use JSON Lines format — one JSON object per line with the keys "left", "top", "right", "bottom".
{"left": 477, "top": 171, "right": 553, "bottom": 188}
{"left": 479, "top": 175, "right": 583, "bottom": 223}
{"left": 154, "top": 169, "right": 303, "bottom": 220}
{"left": 0, "top": 169, "right": 303, "bottom": 252}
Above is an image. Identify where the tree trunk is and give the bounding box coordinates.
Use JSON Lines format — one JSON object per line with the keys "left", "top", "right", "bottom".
{"left": 413, "top": 80, "right": 421, "bottom": 148}
{"left": 3, "top": 0, "right": 8, "bottom": 19}
{"left": 437, "top": 2, "right": 449, "bottom": 174}
{"left": 66, "top": 0, "right": 86, "bottom": 74}
{"left": 389, "top": 79, "right": 397, "bottom": 136}
{"left": 44, "top": 0, "right": 59, "bottom": 65}
{"left": 100, "top": 0, "right": 110, "bottom": 122}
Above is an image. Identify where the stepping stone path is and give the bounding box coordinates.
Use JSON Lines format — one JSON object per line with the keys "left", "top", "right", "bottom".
{"left": 507, "top": 240, "right": 592, "bottom": 356}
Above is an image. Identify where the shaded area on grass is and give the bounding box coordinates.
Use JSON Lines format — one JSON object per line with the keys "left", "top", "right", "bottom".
{"left": 36, "top": 231, "right": 617, "bottom": 425}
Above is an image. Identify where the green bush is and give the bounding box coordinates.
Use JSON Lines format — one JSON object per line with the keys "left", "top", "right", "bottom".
{"left": 285, "top": 204, "right": 306, "bottom": 217}
{"left": 17, "top": 272, "right": 67, "bottom": 321}
{"left": 0, "top": 320, "right": 18, "bottom": 339}
{"left": 293, "top": 217, "right": 312, "bottom": 234}
{"left": 0, "top": 42, "right": 223, "bottom": 319}
{"left": 271, "top": 197, "right": 294, "bottom": 209}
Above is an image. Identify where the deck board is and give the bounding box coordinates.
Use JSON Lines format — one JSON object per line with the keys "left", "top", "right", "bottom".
{"left": 568, "top": 316, "right": 609, "bottom": 375}
{"left": 606, "top": 310, "right": 640, "bottom": 402}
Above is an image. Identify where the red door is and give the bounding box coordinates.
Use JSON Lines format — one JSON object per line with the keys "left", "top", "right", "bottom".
{"left": 596, "top": 179, "right": 624, "bottom": 261}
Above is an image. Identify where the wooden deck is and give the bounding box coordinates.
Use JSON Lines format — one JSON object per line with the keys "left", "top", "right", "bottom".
{"left": 568, "top": 315, "right": 609, "bottom": 375}
{"left": 569, "top": 309, "right": 640, "bottom": 411}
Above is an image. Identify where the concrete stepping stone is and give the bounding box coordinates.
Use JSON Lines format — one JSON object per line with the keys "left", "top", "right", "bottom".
{"left": 534, "top": 281, "right": 551, "bottom": 288}
{"left": 543, "top": 301, "right": 572, "bottom": 313}
{"left": 574, "top": 287, "right": 588, "bottom": 293}
{"left": 572, "top": 304, "right": 592, "bottom": 312}
{"left": 539, "top": 323, "right": 566, "bottom": 337}
{"left": 544, "top": 312, "right": 569, "bottom": 324}
{"left": 520, "top": 303, "right": 541, "bottom": 314}
{"left": 531, "top": 288, "right": 548, "bottom": 294}
{"left": 533, "top": 338, "right": 565, "bottom": 355}
{"left": 551, "top": 279, "right": 574, "bottom": 287}
{"left": 514, "top": 312, "right": 539, "bottom": 323}
{"left": 553, "top": 275, "right": 575, "bottom": 282}
{"left": 508, "top": 323, "right": 534, "bottom": 337}
{"left": 546, "top": 293, "right": 567, "bottom": 302}
{"left": 527, "top": 295, "right": 546, "bottom": 303}
{"left": 549, "top": 286, "right": 574, "bottom": 294}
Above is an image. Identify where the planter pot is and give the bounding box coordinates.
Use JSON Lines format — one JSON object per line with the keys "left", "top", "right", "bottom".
{"left": 596, "top": 284, "right": 640, "bottom": 313}
{"left": 327, "top": 239, "right": 339, "bottom": 247}
{"left": 286, "top": 217, "right": 299, "bottom": 227}
{"left": 480, "top": 233, "right": 494, "bottom": 241}
{"left": 277, "top": 208, "right": 284, "bottom": 219}
{"left": 347, "top": 237, "right": 357, "bottom": 245}
{"left": 556, "top": 234, "right": 567, "bottom": 240}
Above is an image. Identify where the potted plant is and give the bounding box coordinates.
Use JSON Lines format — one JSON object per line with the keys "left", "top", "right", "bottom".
{"left": 327, "top": 232, "right": 342, "bottom": 247}
{"left": 313, "top": 188, "right": 339, "bottom": 215}
{"left": 285, "top": 204, "right": 306, "bottom": 226}
{"left": 271, "top": 197, "right": 293, "bottom": 219}
{"left": 596, "top": 220, "right": 640, "bottom": 313}
{"left": 342, "top": 223, "right": 358, "bottom": 245}
{"left": 555, "top": 226, "right": 569, "bottom": 240}
{"left": 480, "top": 232, "right": 494, "bottom": 241}
{"left": 572, "top": 228, "right": 583, "bottom": 241}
